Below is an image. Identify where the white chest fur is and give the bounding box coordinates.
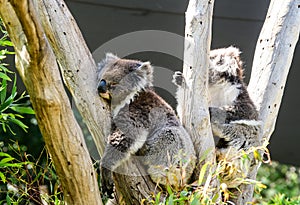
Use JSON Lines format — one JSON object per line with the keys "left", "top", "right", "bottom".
{"left": 208, "top": 82, "right": 241, "bottom": 107}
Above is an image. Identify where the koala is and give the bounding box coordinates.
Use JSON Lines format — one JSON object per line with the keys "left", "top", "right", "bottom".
{"left": 97, "top": 53, "right": 196, "bottom": 196}
{"left": 173, "top": 46, "right": 261, "bottom": 187}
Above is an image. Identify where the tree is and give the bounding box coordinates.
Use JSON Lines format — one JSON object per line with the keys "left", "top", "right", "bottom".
{"left": 0, "top": 0, "right": 299, "bottom": 204}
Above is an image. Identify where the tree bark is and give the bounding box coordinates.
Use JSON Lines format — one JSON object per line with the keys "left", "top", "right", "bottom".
{"left": 236, "top": 0, "right": 300, "bottom": 203}
{"left": 34, "top": 1, "right": 158, "bottom": 203}
{"left": 0, "top": 1, "right": 102, "bottom": 204}
{"left": 181, "top": 0, "right": 216, "bottom": 178}
{"left": 34, "top": 0, "right": 111, "bottom": 156}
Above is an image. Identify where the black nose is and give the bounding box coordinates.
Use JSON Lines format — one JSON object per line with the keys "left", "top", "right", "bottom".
{"left": 98, "top": 79, "right": 107, "bottom": 93}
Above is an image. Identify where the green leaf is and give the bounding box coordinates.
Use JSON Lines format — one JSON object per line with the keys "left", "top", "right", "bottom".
{"left": 155, "top": 192, "right": 161, "bottom": 204}
{"left": 167, "top": 194, "right": 174, "bottom": 205}
{"left": 10, "top": 106, "right": 35, "bottom": 114}
{"left": 0, "top": 152, "right": 12, "bottom": 158}
{"left": 198, "top": 162, "right": 209, "bottom": 185}
{"left": 0, "top": 72, "right": 11, "bottom": 81}
{"left": 0, "top": 171, "right": 6, "bottom": 183}
{"left": 0, "top": 64, "right": 11, "bottom": 72}
{"left": 0, "top": 156, "right": 14, "bottom": 164}
{"left": 166, "top": 185, "right": 173, "bottom": 195}
{"left": 0, "top": 97, "right": 13, "bottom": 112}
{"left": 190, "top": 197, "right": 200, "bottom": 205}
{"left": 8, "top": 117, "right": 28, "bottom": 131}
{"left": 198, "top": 148, "right": 213, "bottom": 163}
{"left": 0, "top": 40, "right": 13, "bottom": 46}
{"left": 0, "top": 79, "right": 7, "bottom": 104}
{"left": 6, "top": 194, "right": 11, "bottom": 205}
{"left": 11, "top": 74, "right": 17, "bottom": 98}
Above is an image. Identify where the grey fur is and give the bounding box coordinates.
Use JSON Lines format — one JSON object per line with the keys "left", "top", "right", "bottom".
{"left": 173, "top": 46, "right": 261, "bottom": 187}
{"left": 98, "top": 54, "right": 196, "bottom": 196}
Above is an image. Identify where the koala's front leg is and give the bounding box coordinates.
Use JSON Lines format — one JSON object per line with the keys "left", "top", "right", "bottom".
{"left": 100, "top": 130, "right": 131, "bottom": 198}
{"left": 209, "top": 107, "right": 261, "bottom": 149}
{"left": 209, "top": 107, "right": 229, "bottom": 139}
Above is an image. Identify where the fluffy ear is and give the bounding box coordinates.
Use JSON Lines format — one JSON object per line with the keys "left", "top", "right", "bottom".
{"left": 137, "top": 61, "right": 152, "bottom": 72}
{"left": 97, "top": 53, "right": 119, "bottom": 76}
{"left": 226, "top": 46, "right": 241, "bottom": 58}
{"left": 105, "top": 53, "right": 119, "bottom": 63}
{"left": 137, "top": 61, "right": 151, "bottom": 70}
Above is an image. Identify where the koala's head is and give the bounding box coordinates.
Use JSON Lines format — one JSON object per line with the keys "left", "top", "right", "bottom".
{"left": 208, "top": 47, "right": 245, "bottom": 107}
{"left": 97, "top": 53, "right": 153, "bottom": 113}
{"left": 208, "top": 46, "right": 244, "bottom": 86}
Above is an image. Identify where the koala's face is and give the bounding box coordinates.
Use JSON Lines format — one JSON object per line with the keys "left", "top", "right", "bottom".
{"left": 208, "top": 47, "right": 243, "bottom": 86}
{"left": 97, "top": 53, "right": 153, "bottom": 111}
{"left": 208, "top": 47, "right": 244, "bottom": 107}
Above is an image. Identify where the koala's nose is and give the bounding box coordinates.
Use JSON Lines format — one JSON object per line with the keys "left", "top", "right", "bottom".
{"left": 98, "top": 80, "right": 111, "bottom": 100}
{"left": 98, "top": 79, "right": 107, "bottom": 93}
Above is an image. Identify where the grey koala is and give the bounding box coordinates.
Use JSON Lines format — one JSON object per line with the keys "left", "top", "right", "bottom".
{"left": 97, "top": 53, "right": 196, "bottom": 196}
{"left": 173, "top": 46, "right": 261, "bottom": 187}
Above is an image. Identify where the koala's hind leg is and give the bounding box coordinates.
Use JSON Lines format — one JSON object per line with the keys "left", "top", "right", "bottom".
{"left": 141, "top": 126, "right": 195, "bottom": 187}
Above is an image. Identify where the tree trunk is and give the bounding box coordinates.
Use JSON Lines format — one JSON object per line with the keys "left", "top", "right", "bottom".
{"left": 181, "top": 0, "right": 216, "bottom": 177}
{"left": 0, "top": 0, "right": 102, "bottom": 204}
{"left": 34, "top": 0, "right": 111, "bottom": 156}
{"left": 236, "top": 0, "right": 300, "bottom": 203}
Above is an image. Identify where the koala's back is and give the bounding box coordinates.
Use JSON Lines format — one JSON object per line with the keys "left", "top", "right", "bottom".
{"left": 115, "top": 89, "right": 195, "bottom": 185}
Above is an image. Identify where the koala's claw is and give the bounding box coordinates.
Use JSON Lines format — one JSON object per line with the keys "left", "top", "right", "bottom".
{"left": 100, "top": 167, "right": 114, "bottom": 199}
{"left": 172, "top": 71, "right": 184, "bottom": 86}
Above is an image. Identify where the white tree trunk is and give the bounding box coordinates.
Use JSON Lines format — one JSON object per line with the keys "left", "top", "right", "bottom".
{"left": 249, "top": 0, "right": 300, "bottom": 141}
{"left": 181, "top": 0, "right": 216, "bottom": 177}
{"left": 237, "top": 0, "right": 300, "bottom": 203}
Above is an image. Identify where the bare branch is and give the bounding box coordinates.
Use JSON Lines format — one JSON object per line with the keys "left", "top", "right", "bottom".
{"left": 235, "top": 0, "right": 300, "bottom": 203}
{"left": 249, "top": 0, "right": 300, "bottom": 142}
{"left": 0, "top": 0, "right": 102, "bottom": 204}
{"left": 181, "top": 0, "right": 216, "bottom": 175}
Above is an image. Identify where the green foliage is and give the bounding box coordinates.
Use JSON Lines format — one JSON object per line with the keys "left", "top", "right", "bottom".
{"left": 254, "top": 162, "right": 300, "bottom": 204}
{"left": 142, "top": 143, "right": 298, "bottom": 205}
{"left": 0, "top": 20, "right": 35, "bottom": 135}
{"left": 0, "top": 142, "right": 63, "bottom": 204}
{"left": 0, "top": 19, "right": 62, "bottom": 204}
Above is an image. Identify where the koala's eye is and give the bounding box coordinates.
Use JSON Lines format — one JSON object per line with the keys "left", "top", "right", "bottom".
{"left": 98, "top": 79, "right": 107, "bottom": 93}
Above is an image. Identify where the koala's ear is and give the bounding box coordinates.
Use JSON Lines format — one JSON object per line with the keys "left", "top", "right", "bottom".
{"left": 226, "top": 46, "right": 241, "bottom": 58}
{"left": 137, "top": 62, "right": 152, "bottom": 73}
{"left": 105, "top": 53, "right": 119, "bottom": 64}
{"left": 97, "top": 53, "right": 119, "bottom": 78}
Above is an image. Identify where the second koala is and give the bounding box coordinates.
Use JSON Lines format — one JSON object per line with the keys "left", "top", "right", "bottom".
{"left": 97, "top": 54, "right": 196, "bottom": 196}
{"left": 173, "top": 46, "right": 261, "bottom": 187}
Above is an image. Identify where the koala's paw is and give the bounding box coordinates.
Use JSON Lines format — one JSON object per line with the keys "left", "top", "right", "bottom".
{"left": 172, "top": 71, "right": 184, "bottom": 86}
{"left": 100, "top": 167, "right": 114, "bottom": 199}
{"left": 209, "top": 107, "right": 227, "bottom": 124}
